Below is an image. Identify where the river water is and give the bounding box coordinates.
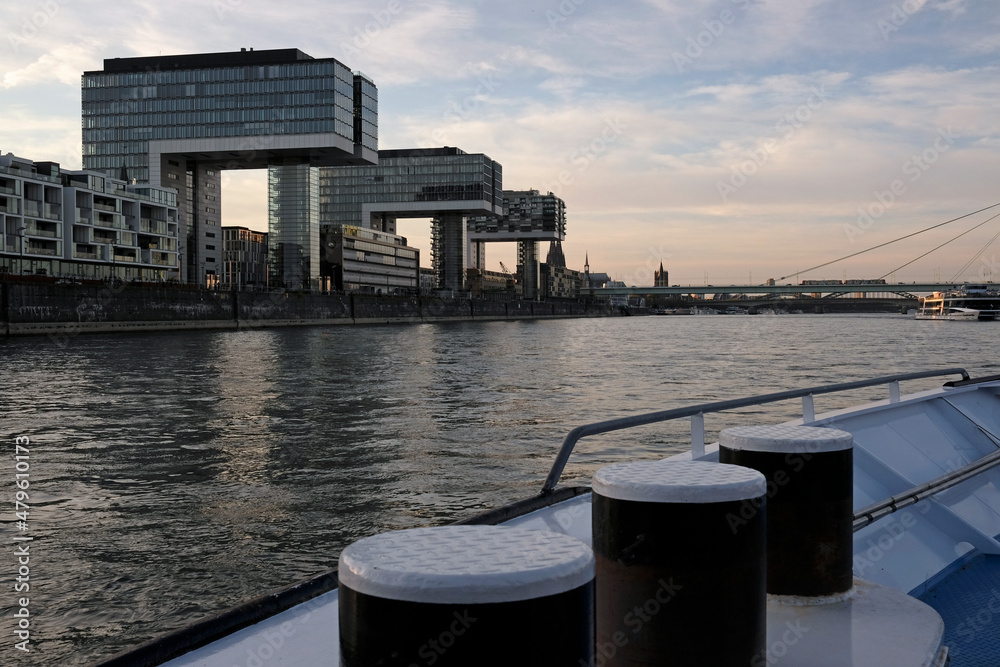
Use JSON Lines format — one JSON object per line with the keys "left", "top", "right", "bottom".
{"left": 1, "top": 313, "right": 996, "bottom": 665}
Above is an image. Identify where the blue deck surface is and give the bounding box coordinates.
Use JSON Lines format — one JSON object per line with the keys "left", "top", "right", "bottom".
{"left": 918, "top": 554, "right": 1000, "bottom": 667}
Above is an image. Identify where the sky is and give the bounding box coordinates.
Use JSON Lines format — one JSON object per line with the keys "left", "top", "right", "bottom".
{"left": 2, "top": 0, "right": 999, "bottom": 286}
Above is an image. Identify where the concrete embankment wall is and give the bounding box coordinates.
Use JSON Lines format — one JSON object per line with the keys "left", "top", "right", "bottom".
{"left": 0, "top": 282, "right": 617, "bottom": 337}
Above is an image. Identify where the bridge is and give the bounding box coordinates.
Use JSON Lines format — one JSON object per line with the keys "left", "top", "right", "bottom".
{"left": 581, "top": 282, "right": 967, "bottom": 299}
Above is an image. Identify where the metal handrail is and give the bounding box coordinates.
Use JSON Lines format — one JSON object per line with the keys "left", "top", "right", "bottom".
{"left": 853, "top": 446, "right": 1000, "bottom": 531}
{"left": 542, "top": 368, "right": 970, "bottom": 493}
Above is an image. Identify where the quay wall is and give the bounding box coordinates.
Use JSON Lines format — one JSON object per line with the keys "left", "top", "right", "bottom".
{"left": 0, "top": 282, "right": 618, "bottom": 337}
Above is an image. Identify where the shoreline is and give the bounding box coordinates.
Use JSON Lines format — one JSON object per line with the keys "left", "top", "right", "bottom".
{"left": 0, "top": 280, "right": 622, "bottom": 338}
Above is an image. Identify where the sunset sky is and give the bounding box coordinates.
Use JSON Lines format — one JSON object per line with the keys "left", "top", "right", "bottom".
{"left": 2, "top": 0, "right": 998, "bottom": 285}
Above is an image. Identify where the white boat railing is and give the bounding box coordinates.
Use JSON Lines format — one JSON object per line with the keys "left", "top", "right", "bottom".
{"left": 541, "top": 368, "right": 970, "bottom": 493}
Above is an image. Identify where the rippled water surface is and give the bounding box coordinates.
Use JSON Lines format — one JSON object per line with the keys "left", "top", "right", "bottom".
{"left": 1, "top": 314, "right": 996, "bottom": 665}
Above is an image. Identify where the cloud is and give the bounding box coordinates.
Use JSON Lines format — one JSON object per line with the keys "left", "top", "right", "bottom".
{"left": 2, "top": 42, "right": 101, "bottom": 88}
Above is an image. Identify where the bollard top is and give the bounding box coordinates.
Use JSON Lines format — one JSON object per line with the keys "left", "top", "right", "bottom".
{"left": 720, "top": 424, "right": 853, "bottom": 453}
{"left": 338, "top": 525, "right": 594, "bottom": 604}
{"left": 592, "top": 460, "right": 766, "bottom": 503}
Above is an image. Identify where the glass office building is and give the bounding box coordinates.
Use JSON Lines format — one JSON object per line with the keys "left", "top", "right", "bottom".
{"left": 81, "top": 49, "right": 377, "bottom": 286}
{"left": 268, "top": 164, "right": 319, "bottom": 289}
{"left": 320, "top": 147, "right": 502, "bottom": 291}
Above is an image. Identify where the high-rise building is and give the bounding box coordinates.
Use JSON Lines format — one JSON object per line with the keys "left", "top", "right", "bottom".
{"left": 469, "top": 189, "right": 566, "bottom": 299}
{"left": 82, "top": 48, "right": 377, "bottom": 287}
{"left": 320, "top": 147, "right": 502, "bottom": 291}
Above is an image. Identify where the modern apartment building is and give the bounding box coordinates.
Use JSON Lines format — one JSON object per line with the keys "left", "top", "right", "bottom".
{"left": 0, "top": 151, "right": 178, "bottom": 280}
{"left": 82, "top": 48, "right": 377, "bottom": 288}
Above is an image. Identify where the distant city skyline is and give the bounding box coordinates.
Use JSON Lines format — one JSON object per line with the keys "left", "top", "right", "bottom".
{"left": 3, "top": 0, "right": 999, "bottom": 285}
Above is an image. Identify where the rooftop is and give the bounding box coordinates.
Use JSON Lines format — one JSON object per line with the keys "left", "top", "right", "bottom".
{"left": 90, "top": 48, "right": 337, "bottom": 74}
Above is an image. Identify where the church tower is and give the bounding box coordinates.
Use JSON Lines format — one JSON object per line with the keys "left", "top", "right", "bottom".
{"left": 654, "top": 261, "right": 669, "bottom": 287}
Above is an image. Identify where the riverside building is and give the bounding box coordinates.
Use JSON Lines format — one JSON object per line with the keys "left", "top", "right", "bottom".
{"left": 0, "top": 151, "right": 178, "bottom": 281}
{"left": 320, "top": 147, "right": 502, "bottom": 292}
{"left": 221, "top": 226, "right": 268, "bottom": 289}
{"left": 82, "top": 48, "right": 377, "bottom": 288}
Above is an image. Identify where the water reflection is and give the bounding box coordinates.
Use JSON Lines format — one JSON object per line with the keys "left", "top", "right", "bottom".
{"left": 1, "top": 315, "right": 998, "bottom": 665}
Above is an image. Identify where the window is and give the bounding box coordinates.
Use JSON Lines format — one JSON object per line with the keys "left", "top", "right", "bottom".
{"left": 206, "top": 232, "right": 216, "bottom": 238}
{"left": 206, "top": 244, "right": 216, "bottom": 250}
{"left": 167, "top": 173, "right": 178, "bottom": 180}
{"left": 205, "top": 207, "right": 216, "bottom": 213}
{"left": 206, "top": 257, "right": 216, "bottom": 263}
{"left": 206, "top": 169, "right": 216, "bottom": 176}
{"left": 205, "top": 194, "right": 216, "bottom": 201}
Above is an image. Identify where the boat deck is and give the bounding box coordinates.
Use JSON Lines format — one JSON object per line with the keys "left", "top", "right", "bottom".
{"left": 108, "top": 372, "right": 1000, "bottom": 667}
{"left": 919, "top": 553, "right": 1000, "bottom": 667}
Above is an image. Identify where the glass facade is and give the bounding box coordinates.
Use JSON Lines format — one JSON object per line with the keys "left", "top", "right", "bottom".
{"left": 82, "top": 51, "right": 359, "bottom": 182}
{"left": 81, "top": 49, "right": 378, "bottom": 286}
{"left": 268, "top": 164, "right": 319, "bottom": 289}
{"left": 320, "top": 147, "right": 502, "bottom": 232}
{"left": 222, "top": 226, "right": 268, "bottom": 288}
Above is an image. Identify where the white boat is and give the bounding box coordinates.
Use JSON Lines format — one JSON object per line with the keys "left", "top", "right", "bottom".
{"left": 94, "top": 368, "right": 1000, "bottom": 666}
{"left": 915, "top": 283, "right": 1000, "bottom": 320}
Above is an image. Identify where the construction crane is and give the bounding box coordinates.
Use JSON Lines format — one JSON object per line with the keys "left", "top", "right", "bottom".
{"left": 498, "top": 261, "right": 515, "bottom": 290}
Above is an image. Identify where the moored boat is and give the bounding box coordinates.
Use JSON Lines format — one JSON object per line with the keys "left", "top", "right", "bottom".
{"left": 916, "top": 283, "right": 1000, "bottom": 320}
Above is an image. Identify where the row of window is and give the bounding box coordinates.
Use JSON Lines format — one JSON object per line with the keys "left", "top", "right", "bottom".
{"left": 84, "top": 104, "right": 353, "bottom": 127}
{"left": 82, "top": 119, "right": 354, "bottom": 144}
{"left": 83, "top": 77, "right": 353, "bottom": 103}
{"left": 84, "top": 62, "right": 354, "bottom": 88}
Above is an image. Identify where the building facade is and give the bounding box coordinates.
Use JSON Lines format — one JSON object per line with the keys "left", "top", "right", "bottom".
{"left": 221, "top": 226, "right": 268, "bottom": 288}
{"left": 540, "top": 264, "right": 581, "bottom": 299}
{"left": 320, "top": 147, "right": 502, "bottom": 292}
{"left": 469, "top": 189, "right": 567, "bottom": 299}
{"left": 327, "top": 225, "right": 419, "bottom": 294}
{"left": 82, "top": 48, "right": 377, "bottom": 287}
{"left": 0, "top": 151, "right": 178, "bottom": 280}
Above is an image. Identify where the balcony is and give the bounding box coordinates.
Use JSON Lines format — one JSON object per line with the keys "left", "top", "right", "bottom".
{"left": 140, "top": 218, "right": 167, "bottom": 235}
{"left": 93, "top": 202, "right": 117, "bottom": 213}
{"left": 74, "top": 251, "right": 98, "bottom": 260}
{"left": 26, "top": 247, "right": 58, "bottom": 257}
